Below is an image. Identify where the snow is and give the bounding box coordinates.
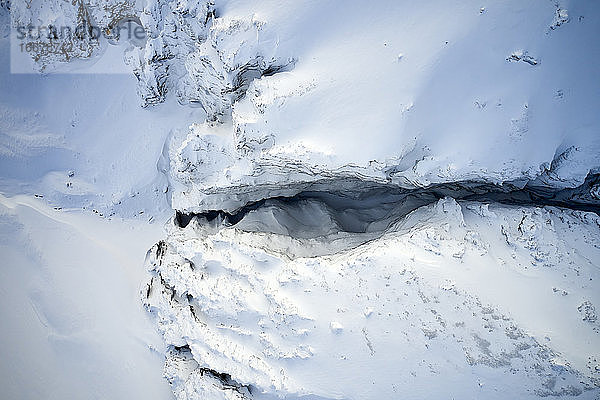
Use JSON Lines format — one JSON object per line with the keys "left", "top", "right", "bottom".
{"left": 145, "top": 198, "right": 600, "bottom": 399}
{"left": 163, "top": 0, "right": 600, "bottom": 213}
{"left": 0, "top": 6, "right": 186, "bottom": 397}
{"left": 1, "top": 0, "right": 600, "bottom": 399}
{"left": 0, "top": 194, "right": 173, "bottom": 399}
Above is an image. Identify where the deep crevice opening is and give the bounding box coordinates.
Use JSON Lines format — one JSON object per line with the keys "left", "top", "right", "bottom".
{"left": 175, "top": 172, "right": 600, "bottom": 232}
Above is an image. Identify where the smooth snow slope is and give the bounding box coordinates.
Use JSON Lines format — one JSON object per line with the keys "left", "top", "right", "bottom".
{"left": 0, "top": 194, "right": 173, "bottom": 400}
{"left": 0, "top": 5, "right": 193, "bottom": 398}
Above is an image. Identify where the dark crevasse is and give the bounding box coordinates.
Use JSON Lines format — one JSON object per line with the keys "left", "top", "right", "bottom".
{"left": 174, "top": 172, "right": 600, "bottom": 232}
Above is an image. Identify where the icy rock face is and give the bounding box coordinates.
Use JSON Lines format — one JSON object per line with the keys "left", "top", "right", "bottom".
{"left": 124, "top": 0, "right": 214, "bottom": 107}
{"left": 126, "top": 0, "right": 295, "bottom": 113}
{"left": 144, "top": 199, "right": 600, "bottom": 399}
{"left": 164, "top": 346, "right": 253, "bottom": 400}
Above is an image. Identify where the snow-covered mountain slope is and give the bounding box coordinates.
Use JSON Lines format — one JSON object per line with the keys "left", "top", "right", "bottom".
{"left": 1, "top": 4, "right": 187, "bottom": 398}
{"left": 2, "top": 0, "right": 600, "bottom": 399}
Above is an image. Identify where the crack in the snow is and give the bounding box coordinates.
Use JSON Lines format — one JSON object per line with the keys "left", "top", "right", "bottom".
{"left": 174, "top": 173, "right": 600, "bottom": 233}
